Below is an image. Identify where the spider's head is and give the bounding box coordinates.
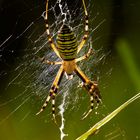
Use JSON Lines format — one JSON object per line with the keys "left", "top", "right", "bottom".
{"left": 58, "top": 24, "right": 72, "bottom": 34}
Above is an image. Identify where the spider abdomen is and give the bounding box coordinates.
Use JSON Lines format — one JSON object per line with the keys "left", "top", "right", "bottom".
{"left": 56, "top": 24, "right": 78, "bottom": 60}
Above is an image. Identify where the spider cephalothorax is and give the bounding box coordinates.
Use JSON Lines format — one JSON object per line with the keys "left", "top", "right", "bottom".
{"left": 36, "top": 0, "right": 101, "bottom": 123}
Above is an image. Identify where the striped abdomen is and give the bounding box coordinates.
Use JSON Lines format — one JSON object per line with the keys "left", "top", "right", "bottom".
{"left": 56, "top": 24, "right": 78, "bottom": 60}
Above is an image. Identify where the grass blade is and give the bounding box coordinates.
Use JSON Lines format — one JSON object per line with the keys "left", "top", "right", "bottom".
{"left": 76, "top": 92, "right": 140, "bottom": 140}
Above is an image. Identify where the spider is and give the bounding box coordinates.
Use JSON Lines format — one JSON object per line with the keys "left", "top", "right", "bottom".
{"left": 36, "top": 0, "right": 101, "bottom": 123}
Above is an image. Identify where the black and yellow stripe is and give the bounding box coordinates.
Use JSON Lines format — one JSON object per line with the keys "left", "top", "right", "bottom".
{"left": 56, "top": 24, "right": 78, "bottom": 60}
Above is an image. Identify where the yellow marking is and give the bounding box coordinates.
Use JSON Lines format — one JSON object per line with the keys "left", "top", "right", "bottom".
{"left": 44, "top": 103, "right": 47, "bottom": 106}
{"left": 58, "top": 46, "right": 77, "bottom": 52}
{"left": 57, "top": 32, "right": 75, "bottom": 37}
{"left": 90, "top": 96, "right": 94, "bottom": 101}
{"left": 50, "top": 89, "right": 53, "bottom": 93}
{"left": 53, "top": 84, "right": 59, "bottom": 89}
{"left": 89, "top": 89, "right": 93, "bottom": 92}
{"left": 57, "top": 40, "right": 76, "bottom": 45}
{"left": 84, "top": 34, "right": 88, "bottom": 38}
{"left": 47, "top": 29, "right": 50, "bottom": 35}
{"left": 58, "top": 48, "right": 77, "bottom": 54}
{"left": 52, "top": 93, "right": 56, "bottom": 96}
{"left": 85, "top": 25, "right": 89, "bottom": 31}
{"left": 48, "top": 38, "right": 51, "bottom": 42}
{"left": 91, "top": 85, "right": 94, "bottom": 89}
{"left": 46, "top": 24, "right": 49, "bottom": 28}
{"left": 52, "top": 100, "right": 55, "bottom": 106}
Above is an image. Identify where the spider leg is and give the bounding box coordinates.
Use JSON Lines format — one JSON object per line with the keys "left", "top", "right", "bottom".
{"left": 76, "top": 45, "right": 93, "bottom": 62}
{"left": 77, "top": 0, "right": 89, "bottom": 54}
{"left": 74, "top": 66, "right": 101, "bottom": 119}
{"left": 36, "top": 65, "right": 64, "bottom": 123}
{"left": 45, "top": 0, "right": 61, "bottom": 58}
{"left": 52, "top": 93, "right": 57, "bottom": 124}
{"left": 38, "top": 56, "right": 62, "bottom": 65}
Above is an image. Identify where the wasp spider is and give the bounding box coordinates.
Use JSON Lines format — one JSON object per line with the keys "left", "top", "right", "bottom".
{"left": 36, "top": 0, "right": 101, "bottom": 123}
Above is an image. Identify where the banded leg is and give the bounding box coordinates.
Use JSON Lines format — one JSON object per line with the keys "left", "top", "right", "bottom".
{"left": 38, "top": 56, "right": 62, "bottom": 65}
{"left": 36, "top": 65, "right": 64, "bottom": 123}
{"left": 45, "top": 0, "right": 61, "bottom": 58}
{"left": 77, "top": 0, "right": 89, "bottom": 53}
{"left": 82, "top": 81, "right": 101, "bottom": 119}
{"left": 76, "top": 46, "right": 93, "bottom": 62}
{"left": 74, "top": 66, "right": 101, "bottom": 119}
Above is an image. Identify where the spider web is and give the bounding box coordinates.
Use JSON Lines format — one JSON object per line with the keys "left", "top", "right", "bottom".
{"left": 0, "top": 0, "right": 127, "bottom": 140}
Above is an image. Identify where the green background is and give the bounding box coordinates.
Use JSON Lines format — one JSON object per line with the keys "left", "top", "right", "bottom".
{"left": 0, "top": 0, "right": 140, "bottom": 140}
